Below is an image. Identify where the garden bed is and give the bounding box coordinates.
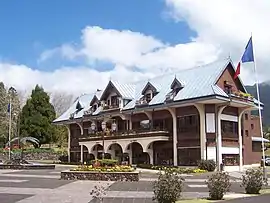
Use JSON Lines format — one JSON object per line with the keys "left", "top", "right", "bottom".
{"left": 61, "top": 170, "right": 139, "bottom": 181}
{"left": 0, "top": 164, "right": 55, "bottom": 170}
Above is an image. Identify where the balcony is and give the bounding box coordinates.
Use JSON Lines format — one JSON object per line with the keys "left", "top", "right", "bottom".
{"left": 135, "top": 98, "right": 148, "bottom": 107}
{"left": 102, "top": 103, "right": 120, "bottom": 111}
{"left": 79, "top": 127, "right": 170, "bottom": 142}
{"left": 229, "top": 91, "right": 254, "bottom": 103}
{"left": 83, "top": 109, "right": 93, "bottom": 116}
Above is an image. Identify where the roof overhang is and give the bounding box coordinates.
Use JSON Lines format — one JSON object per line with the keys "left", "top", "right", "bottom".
{"left": 252, "top": 137, "right": 270, "bottom": 143}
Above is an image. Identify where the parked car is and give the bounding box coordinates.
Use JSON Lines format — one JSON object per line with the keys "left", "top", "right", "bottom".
{"left": 265, "top": 158, "right": 270, "bottom": 166}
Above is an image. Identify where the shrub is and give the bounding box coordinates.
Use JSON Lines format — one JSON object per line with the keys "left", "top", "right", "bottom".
{"left": 198, "top": 159, "right": 216, "bottom": 172}
{"left": 206, "top": 171, "right": 231, "bottom": 200}
{"left": 241, "top": 168, "right": 264, "bottom": 194}
{"left": 90, "top": 159, "right": 118, "bottom": 167}
{"left": 153, "top": 168, "right": 184, "bottom": 203}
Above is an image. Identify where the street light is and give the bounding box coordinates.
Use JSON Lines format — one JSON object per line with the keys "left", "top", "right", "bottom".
{"left": 91, "top": 122, "right": 96, "bottom": 132}
{"left": 101, "top": 121, "right": 106, "bottom": 159}
{"left": 112, "top": 121, "right": 117, "bottom": 132}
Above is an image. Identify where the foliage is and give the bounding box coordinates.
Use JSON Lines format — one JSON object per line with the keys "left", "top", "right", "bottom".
{"left": 54, "top": 125, "right": 68, "bottom": 147}
{"left": 20, "top": 85, "right": 56, "bottom": 147}
{"left": 197, "top": 159, "right": 216, "bottom": 172}
{"left": 241, "top": 168, "right": 264, "bottom": 194}
{"left": 91, "top": 159, "right": 118, "bottom": 167}
{"left": 136, "top": 164, "right": 207, "bottom": 174}
{"left": 153, "top": 168, "right": 184, "bottom": 203}
{"left": 72, "top": 165, "right": 135, "bottom": 172}
{"left": 206, "top": 172, "right": 231, "bottom": 200}
{"left": 0, "top": 83, "right": 21, "bottom": 147}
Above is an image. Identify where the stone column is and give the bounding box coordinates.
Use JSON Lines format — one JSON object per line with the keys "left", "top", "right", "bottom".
{"left": 194, "top": 104, "right": 206, "bottom": 160}
{"left": 238, "top": 108, "right": 247, "bottom": 171}
{"left": 80, "top": 145, "right": 83, "bottom": 163}
{"left": 65, "top": 125, "right": 71, "bottom": 163}
{"left": 168, "top": 108, "right": 177, "bottom": 166}
{"left": 217, "top": 106, "right": 227, "bottom": 171}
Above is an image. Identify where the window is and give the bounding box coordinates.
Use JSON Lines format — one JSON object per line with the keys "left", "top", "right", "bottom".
{"left": 221, "top": 121, "right": 238, "bottom": 134}
{"left": 245, "top": 113, "right": 248, "bottom": 120}
{"left": 245, "top": 130, "right": 249, "bottom": 136}
{"left": 145, "top": 93, "right": 152, "bottom": 103}
{"left": 252, "top": 142, "right": 261, "bottom": 152}
{"left": 223, "top": 81, "right": 232, "bottom": 94}
{"left": 107, "top": 99, "right": 110, "bottom": 106}
{"left": 251, "top": 123, "right": 254, "bottom": 130}
{"left": 111, "top": 95, "right": 119, "bottom": 107}
{"left": 178, "top": 115, "right": 199, "bottom": 133}
{"left": 92, "top": 104, "right": 97, "bottom": 112}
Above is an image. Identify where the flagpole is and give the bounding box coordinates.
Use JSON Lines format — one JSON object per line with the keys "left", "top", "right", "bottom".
{"left": 252, "top": 36, "right": 267, "bottom": 183}
{"left": 8, "top": 98, "right": 12, "bottom": 160}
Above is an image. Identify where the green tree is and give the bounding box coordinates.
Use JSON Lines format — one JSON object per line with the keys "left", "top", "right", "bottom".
{"left": 0, "top": 82, "right": 8, "bottom": 146}
{"left": 20, "top": 85, "right": 56, "bottom": 147}
{"left": 0, "top": 83, "right": 21, "bottom": 147}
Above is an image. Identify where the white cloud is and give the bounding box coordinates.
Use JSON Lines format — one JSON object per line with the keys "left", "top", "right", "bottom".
{"left": 3, "top": 1, "right": 270, "bottom": 97}
{"left": 165, "top": 0, "right": 270, "bottom": 84}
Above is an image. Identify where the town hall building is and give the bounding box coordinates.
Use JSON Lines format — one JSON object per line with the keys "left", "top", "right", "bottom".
{"left": 53, "top": 58, "right": 268, "bottom": 171}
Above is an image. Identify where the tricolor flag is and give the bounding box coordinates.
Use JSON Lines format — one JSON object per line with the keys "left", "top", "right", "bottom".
{"left": 234, "top": 37, "right": 254, "bottom": 79}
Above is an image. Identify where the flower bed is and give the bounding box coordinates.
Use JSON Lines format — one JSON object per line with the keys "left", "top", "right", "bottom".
{"left": 62, "top": 163, "right": 138, "bottom": 181}
{"left": 71, "top": 165, "right": 135, "bottom": 172}
{"left": 137, "top": 164, "right": 207, "bottom": 174}
{"left": 61, "top": 170, "right": 139, "bottom": 181}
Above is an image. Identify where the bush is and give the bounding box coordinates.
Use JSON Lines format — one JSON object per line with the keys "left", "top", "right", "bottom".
{"left": 241, "top": 168, "right": 264, "bottom": 194}
{"left": 198, "top": 159, "right": 216, "bottom": 172}
{"left": 90, "top": 159, "right": 118, "bottom": 167}
{"left": 206, "top": 172, "right": 231, "bottom": 200}
{"left": 153, "top": 168, "right": 184, "bottom": 203}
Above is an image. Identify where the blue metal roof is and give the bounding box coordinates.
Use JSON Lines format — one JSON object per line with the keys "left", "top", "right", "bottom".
{"left": 54, "top": 58, "right": 240, "bottom": 123}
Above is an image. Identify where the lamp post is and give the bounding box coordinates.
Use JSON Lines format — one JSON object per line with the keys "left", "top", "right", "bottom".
{"left": 101, "top": 121, "right": 106, "bottom": 159}
{"left": 112, "top": 121, "right": 117, "bottom": 132}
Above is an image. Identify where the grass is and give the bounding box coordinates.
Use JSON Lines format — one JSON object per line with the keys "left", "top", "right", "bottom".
{"left": 176, "top": 199, "right": 214, "bottom": 203}
{"left": 260, "top": 189, "right": 270, "bottom": 194}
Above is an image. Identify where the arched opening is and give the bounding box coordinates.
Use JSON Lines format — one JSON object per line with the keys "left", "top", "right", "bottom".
{"left": 127, "top": 142, "right": 150, "bottom": 164}
{"left": 91, "top": 144, "right": 104, "bottom": 159}
{"left": 151, "top": 140, "right": 173, "bottom": 165}
{"left": 107, "top": 143, "right": 123, "bottom": 162}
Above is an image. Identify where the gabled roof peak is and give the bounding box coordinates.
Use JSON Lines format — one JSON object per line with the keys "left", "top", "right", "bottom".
{"left": 141, "top": 81, "right": 157, "bottom": 95}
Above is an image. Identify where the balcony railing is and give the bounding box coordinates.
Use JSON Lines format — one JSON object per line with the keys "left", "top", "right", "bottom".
{"left": 135, "top": 98, "right": 148, "bottom": 107}
{"left": 228, "top": 91, "right": 254, "bottom": 103}
{"left": 102, "top": 104, "right": 120, "bottom": 111}
{"left": 80, "top": 127, "right": 170, "bottom": 141}
{"left": 165, "top": 92, "right": 175, "bottom": 102}
{"left": 83, "top": 109, "right": 93, "bottom": 116}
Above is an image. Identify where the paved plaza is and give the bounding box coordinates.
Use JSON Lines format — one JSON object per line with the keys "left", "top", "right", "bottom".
{"left": 0, "top": 166, "right": 269, "bottom": 203}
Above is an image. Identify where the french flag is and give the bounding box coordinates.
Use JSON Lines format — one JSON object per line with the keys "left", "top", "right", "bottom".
{"left": 234, "top": 37, "right": 254, "bottom": 79}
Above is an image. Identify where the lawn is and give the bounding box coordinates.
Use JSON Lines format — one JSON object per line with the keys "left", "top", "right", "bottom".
{"left": 176, "top": 199, "right": 213, "bottom": 203}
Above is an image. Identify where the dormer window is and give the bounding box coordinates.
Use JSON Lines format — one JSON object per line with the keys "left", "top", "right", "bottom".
{"left": 145, "top": 93, "right": 152, "bottom": 103}
{"left": 140, "top": 82, "right": 157, "bottom": 104}
{"left": 165, "top": 77, "right": 183, "bottom": 102}
{"left": 92, "top": 104, "right": 97, "bottom": 112}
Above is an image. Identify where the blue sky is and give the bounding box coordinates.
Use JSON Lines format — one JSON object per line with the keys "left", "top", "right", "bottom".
{"left": 0, "top": 1, "right": 268, "bottom": 94}
{"left": 0, "top": 0, "right": 194, "bottom": 70}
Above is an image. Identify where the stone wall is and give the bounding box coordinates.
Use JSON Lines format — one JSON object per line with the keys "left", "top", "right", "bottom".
{"left": 61, "top": 171, "right": 139, "bottom": 181}
{"left": 0, "top": 151, "right": 62, "bottom": 161}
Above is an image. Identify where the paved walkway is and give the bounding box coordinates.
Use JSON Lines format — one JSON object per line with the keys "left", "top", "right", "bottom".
{"left": 0, "top": 167, "right": 268, "bottom": 203}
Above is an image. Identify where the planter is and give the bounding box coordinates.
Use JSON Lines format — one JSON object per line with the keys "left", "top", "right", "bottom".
{"left": 61, "top": 170, "right": 139, "bottom": 181}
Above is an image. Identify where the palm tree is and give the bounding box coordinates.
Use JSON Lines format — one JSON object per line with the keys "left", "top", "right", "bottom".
{"left": 5, "top": 136, "right": 40, "bottom": 161}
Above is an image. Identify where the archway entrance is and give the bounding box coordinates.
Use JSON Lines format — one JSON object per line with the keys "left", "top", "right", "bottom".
{"left": 107, "top": 143, "right": 123, "bottom": 162}
{"left": 127, "top": 142, "right": 150, "bottom": 164}
{"left": 92, "top": 144, "right": 104, "bottom": 159}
